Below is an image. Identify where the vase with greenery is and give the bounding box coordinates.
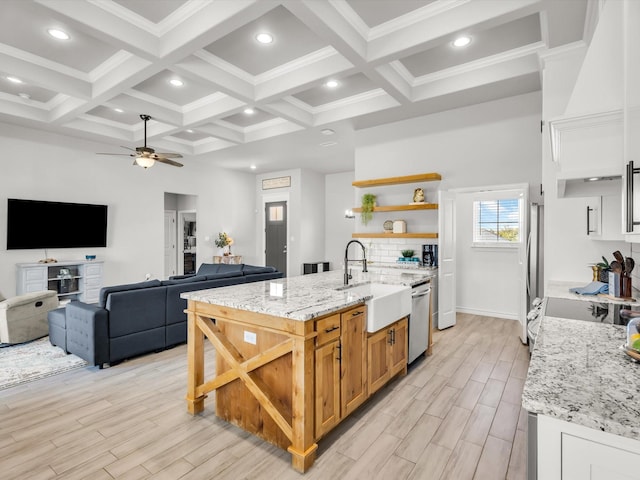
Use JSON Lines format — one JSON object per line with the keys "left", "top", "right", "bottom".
{"left": 360, "top": 193, "right": 377, "bottom": 225}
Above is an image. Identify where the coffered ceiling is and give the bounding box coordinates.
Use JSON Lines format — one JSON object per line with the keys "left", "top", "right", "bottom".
{"left": 0, "top": 0, "right": 589, "bottom": 173}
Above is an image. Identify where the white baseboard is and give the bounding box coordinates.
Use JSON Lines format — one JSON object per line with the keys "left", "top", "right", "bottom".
{"left": 456, "top": 307, "right": 519, "bottom": 321}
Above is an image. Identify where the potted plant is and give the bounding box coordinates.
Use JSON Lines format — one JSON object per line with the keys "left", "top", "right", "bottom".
{"left": 215, "top": 232, "right": 234, "bottom": 255}
{"left": 360, "top": 193, "right": 377, "bottom": 225}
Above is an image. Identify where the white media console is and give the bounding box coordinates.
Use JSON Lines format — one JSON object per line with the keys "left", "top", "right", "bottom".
{"left": 16, "top": 260, "right": 104, "bottom": 304}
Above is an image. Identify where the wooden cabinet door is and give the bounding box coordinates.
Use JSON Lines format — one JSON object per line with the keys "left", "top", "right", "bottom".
{"left": 340, "top": 307, "right": 367, "bottom": 417}
{"left": 390, "top": 318, "right": 408, "bottom": 378}
{"left": 315, "top": 341, "right": 340, "bottom": 438}
{"left": 367, "top": 328, "right": 391, "bottom": 395}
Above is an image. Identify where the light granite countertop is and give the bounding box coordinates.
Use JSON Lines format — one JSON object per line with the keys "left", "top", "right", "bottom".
{"left": 181, "top": 269, "right": 433, "bottom": 321}
{"left": 523, "top": 314, "right": 640, "bottom": 441}
{"left": 546, "top": 280, "right": 640, "bottom": 304}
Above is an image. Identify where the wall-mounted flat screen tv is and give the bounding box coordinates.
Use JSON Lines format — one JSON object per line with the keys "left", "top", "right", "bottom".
{"left": 6, "top": 199, "right": 108, "bottom": 250}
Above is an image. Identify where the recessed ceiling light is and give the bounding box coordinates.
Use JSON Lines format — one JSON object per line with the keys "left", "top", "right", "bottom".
{"left": 18, "top": 93, "right": 31, "bottom": 100}
{"left": 244, "top": 108, "right": 255, "bottom": 115}
{"left": 256, "top": 33, "right": 273, "bottom": 44}
{"left": 6, "top": 76, "right": 22, "bottom": 84}
{"left": 186, "top": 129, "right": 194, "bottom": 133}
{"left": 452, "top": 35, "right": 471, "bottom": 48}
{"left": 250, "top": 165, "right": 257, "bottom": 170}
{"left": 321, "top": 128, "right": 335, "bottom": 135}
{"left": 169, "top": 79, "right": 184, "bottom": 87}
{"left": 113, "top": 108, "right": 124, "bottom": 113}
{"left": 588, "top": 177, "right": 601, "bottom": 182}
{"left": 48, "top": 28, "right": 70, "bottom": 40}
{"left": 325, "top": 80, "right": 339, "bottom": 88}
{"left": 319, "top": 141, "right": 337, "bottom": 147}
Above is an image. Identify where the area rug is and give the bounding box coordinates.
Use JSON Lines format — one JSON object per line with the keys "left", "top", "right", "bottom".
{"left": 0, "top": 337, "right": 87, "bottom": 391}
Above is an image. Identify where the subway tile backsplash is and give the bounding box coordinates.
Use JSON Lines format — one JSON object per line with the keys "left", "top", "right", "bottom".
{"left": 359, "top": 238, "right": 437, "bottom": 264}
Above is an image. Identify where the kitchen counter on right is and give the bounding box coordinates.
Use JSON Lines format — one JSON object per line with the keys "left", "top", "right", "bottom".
{"left": 522, "top": 315, "right": 640, "bottom": 440}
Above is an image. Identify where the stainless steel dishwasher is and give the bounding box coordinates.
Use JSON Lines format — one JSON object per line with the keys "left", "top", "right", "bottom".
{"left": 408, "top": 281, "right": 431, "bottom": 363}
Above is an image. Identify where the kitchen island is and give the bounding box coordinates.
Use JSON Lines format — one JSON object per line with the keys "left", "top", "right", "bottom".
{"left": 182, "top": 269, "right": 432, "bottom": 472}
{"left": 522, "top": 310, "right": 640, "bottom": 479}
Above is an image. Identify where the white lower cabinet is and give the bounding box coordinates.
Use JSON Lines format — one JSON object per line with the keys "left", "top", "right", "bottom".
{"left": 537, "top": 415, "right": 640, "bottom": 480}
{"left": 17, "top": 261, "right": 104, "bottom": 304}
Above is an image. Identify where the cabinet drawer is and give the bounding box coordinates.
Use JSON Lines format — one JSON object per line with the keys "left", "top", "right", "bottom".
{"left": 84, "top": 264, "right": 103, "bottom": 277}
{"left": 25, "top": 268, "right": 46, "bottom": 281}
{"left": 84, "top": 276, "right": 102, "bottom": 288}
{"left": 316, "top": 315, "right": 341, "bottom": 346}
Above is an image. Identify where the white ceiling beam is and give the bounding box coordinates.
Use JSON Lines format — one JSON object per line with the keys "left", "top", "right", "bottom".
{"left": 173, "top": 55, "right": 255, "bottom": 103}
{"left": 412, "top": 54, "right": 539, "bottom": 102}
{"left": 255, "top": 53, "right": 355, "bottom": 102}
{"left": 34, "top": 0, "right": 160, "bottom": 59}
{"left": 314, "top": 90, "right": 399, "bottom": 125}
{"left": 261, "top": 100, "right": 314, "bottom": 127}
{"left": 183, "top": 96, "right": 246, "bottom": 126}
{"left": 196, "top": 124, "right": 245, "bottom": 144}
{"left": 110, "top": 93, "right": 182, "bottom": 126}
{"left": 283, "top": 0, "right": 367, "bottom": 64}
{"left": 0, "top": 100, "right": 49, "bottom": 123}
{"left": 193, "top": 138, "right": 240, "bottom": 155}
{"left": 245, "top": 120, "right": 305, "bottom": 143}
{"left": 0, "top": 50, "right": 91, "bottom": 99}
{"left": 367, "top": 0, "right": 542, "bottom": 64}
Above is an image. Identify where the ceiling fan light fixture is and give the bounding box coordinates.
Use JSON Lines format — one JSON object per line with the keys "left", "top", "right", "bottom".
{"left": 256, "top": 32, "right": 273, "bottom": 44}
{"left": 48, "top": 28, "right": 70, "bottom": 40}
{"left": 452, "top": 35, "right": 471, "bottom": 48}
{"left": 135, "top": 156, "right": 155, "bottom": 169}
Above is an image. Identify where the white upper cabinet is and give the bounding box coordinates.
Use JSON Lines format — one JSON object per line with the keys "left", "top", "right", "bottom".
{"left": 623, "top": 0, "right": 640, "bottom": 238}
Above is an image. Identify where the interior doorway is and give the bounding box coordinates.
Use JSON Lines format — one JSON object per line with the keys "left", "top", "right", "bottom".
{"left": 265, "top": 201, "right": 287, "bottom": 276}
{"left": 164, "top": 211, "right": 177, "bottom": 277}
{"left": 164, "top": 193, "right": 197, "bottom": 278}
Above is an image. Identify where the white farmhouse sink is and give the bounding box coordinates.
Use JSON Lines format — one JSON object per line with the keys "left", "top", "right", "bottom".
{"left": 345, "top": 283, "right": 411, "bottom": 332}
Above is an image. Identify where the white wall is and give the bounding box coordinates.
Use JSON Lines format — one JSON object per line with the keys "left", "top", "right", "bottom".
{"left": 541, "top": 5, "right": 630, "bottom": 285}
{"left": 355, "top": 92, "right": 542, "bottom": 315}
{"left": 300, "top": 169, "right": 326, "bottom": 273}
{"left": 455, "top": 191, "right": 521, "bottom": 319}
{"left": 324, "top": 171, "right": 355, "bottom": 270}
{"left": 0, "top": 123, "right": 256, "bottom": 297}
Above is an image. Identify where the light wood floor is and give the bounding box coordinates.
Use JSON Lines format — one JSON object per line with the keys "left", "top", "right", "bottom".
{"left": 0, "top": 313, "right": 529, "bottom": 480}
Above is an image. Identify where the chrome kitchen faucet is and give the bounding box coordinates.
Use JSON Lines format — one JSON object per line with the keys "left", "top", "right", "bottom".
{"left": 344, "top": 239, "right": 368, "bottom": 285}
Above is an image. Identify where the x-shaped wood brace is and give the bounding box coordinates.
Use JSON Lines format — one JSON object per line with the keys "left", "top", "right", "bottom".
{"left": 196, "top": 315, "right": 295, "bottom": 440}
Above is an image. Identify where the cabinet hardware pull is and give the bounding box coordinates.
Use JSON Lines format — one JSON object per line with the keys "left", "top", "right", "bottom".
{"left": 324, "top": 326, "right": 339, "bottom": 333}
{"left": 627, "top": 161, "right": 640, "bottom": 232}
{"left": 336, "top": 343, "right": 342, "bottom": 361}
{"left": 352, "top": 311, "right": 363, "bottom": 316}
{"left": 388, "top": 329, "right": 393, "bottom": 345}
{"left": 586, "top": 206, "right": 595, "bottom": 235}
{"left": 391, "top": 328, "right": 396, "bottom": 345}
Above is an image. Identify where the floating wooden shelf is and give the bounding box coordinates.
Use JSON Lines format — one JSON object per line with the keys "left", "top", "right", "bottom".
{"left": 352, "top": 233, "right": 438, "bottom": 239}
{"left": 352, "top": 203, "right": 438, "bottom": 213}
{"left": 352, "top": 173, "right": 441, "bottom": 188}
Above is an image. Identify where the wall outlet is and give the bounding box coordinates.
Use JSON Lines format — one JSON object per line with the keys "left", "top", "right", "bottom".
{"left": 243, "top": 330, "right": 257, "bottom": 345}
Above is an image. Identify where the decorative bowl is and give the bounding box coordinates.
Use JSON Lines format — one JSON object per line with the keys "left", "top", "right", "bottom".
{"left": 85, "top": 255, "right": 96, "bottom": 261}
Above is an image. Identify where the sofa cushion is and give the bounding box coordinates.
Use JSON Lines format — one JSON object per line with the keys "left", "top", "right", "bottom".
{"left": 99, "top": 280, "right": 162, "bottom": 308}
{"left": 195, "top": 263, "right": 221, "bottom": 276}
{"left": 204, "top": 271, "right": 243, "bottom": 281}
{"left": 161, "top": 276, "right": 207, "bottom": 286}
{"left": 106, "top": 286, "right": 166, "bottom": 337}
{"left": 242, "top": 265, "right": 277, "bottom": 275}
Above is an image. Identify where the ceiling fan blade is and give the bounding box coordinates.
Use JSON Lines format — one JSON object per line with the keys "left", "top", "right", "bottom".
{"left": 120, "top": 145, "right": 137, "bottom": 152}
{"left": 155, "top": 157, "right": 184, "bottom": 167}
{"left": 153, "top": 152, "right": 183, "bottom": 159}
{"left": 96, "top": 152, "right": 133, "bottom": 156}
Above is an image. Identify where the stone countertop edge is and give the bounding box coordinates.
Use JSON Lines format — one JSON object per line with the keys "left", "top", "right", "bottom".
{"left": 181, "top": 269, "right": 432, "bottom": 322}
{"left": 546, "top": 280, "right": 640, "bottom": 304}
{"left": 522, "top": 315, "right": 640, "bottom": 441}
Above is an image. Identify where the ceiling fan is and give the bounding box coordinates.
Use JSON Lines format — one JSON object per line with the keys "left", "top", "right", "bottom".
{"left": 97, "top": 114, "right": 183, "bottom": 169}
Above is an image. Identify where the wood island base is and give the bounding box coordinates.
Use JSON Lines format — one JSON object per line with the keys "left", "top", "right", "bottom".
{"left": 185, "top": 299, "right": 408, "bottom": 472}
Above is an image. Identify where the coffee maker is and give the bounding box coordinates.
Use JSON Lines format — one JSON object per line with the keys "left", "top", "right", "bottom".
{"left": 422, "top": 244, "right": 438, "bottom": 267}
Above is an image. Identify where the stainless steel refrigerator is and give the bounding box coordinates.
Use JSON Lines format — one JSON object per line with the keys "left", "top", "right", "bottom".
{"left": 527, "top": 203, "right": 544, "bottom": 309}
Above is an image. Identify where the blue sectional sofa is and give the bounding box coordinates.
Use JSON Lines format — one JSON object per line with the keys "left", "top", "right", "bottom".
{"left": 48, "top": 263, "right": 283, "bottom": 368}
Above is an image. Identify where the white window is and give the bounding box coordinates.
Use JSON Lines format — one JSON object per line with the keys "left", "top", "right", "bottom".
{"left": 473, "top": 195, "right": 522, "bottom": 247}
